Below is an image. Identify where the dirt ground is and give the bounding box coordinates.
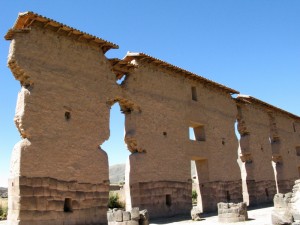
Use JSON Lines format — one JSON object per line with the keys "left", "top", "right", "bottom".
{"left": 0, "top": 205, "right": 274, "bottom": 225}
{"left": 150, "top": 205, "right": 273, "bottom": 225}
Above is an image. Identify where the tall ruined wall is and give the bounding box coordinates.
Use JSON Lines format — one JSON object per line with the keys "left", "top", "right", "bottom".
{"left": 7, "top": 23, "right": 119, "bottom": 225}
{"left": 5, "top": 11, "right": 300, "bottom": 225}
{"left": 122, "top": 60, "right": 242, "bottom": 215}
{"left": 184, "top": 77, "right": 242, "bottom": 212}
{"left": 271, "top": 113, "right": 299, "bottom": 193}
{"left": 236, "top": 101, "right": 277, "bottom": 205}
{"left": 122, "top": 61, "right": 194, "bottom": 217}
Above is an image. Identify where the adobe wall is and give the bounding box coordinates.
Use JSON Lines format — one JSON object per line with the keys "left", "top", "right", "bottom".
{"left": 270, "top": 113, "right": 299, "bottom": 193}
{"left": 236, "top": 100, "right": 277, "bottom": 205}
{"left": 7, "top": 23, "right": 120, "bottom": 225}
{"left": 236, "top": 98, "right": 300, "bottom": 206}
{"left": 5, "top": 12, "right": 300, "bottom": 225}
{"left": 123, "top": 60, "right": 242, "bottom": 214}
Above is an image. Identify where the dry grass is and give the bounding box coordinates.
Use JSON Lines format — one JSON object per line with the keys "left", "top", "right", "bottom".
{"left": 0, "top": 198, "right": 8, "bottom": 220}
{"left": 0, "top": 199, "right": 7, "bottom": 208}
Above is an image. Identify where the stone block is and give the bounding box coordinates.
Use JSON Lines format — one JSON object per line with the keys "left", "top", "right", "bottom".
{"left": 218, "top": 202, "right": 247, "bottom": 223}
{"left": 32, "top": 177, "right": 42, "bottom": 187}
{"left": 139, "top": 209, "right": 149, "bottom": 225}
{"left": 107, "top": 211, "right": 114, "bottom": 222}
{"left": 113, "top": 209, "right": 123, "bottom": 222}
{"left": 125, "top": 220, "right": 139, "bottom": 225}
{"left": 123, "top": 211, "right": 131, "bottom": 221}
{"left": 191, "top": 206, "right": 201, "bottom": 221}
{"left": 131, "top": 207, "right": 140, "bottom": 221}
{"left": 20, "top": 185, "right": 34, "bottom": 196}
{"left": 20, "top": 196, "right": 37, "bottom": 210}
{"left": 33, "top": 187, "right": 45, "bottom": 196}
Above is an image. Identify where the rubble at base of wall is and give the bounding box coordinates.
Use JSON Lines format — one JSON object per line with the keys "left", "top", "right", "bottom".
{"left": 271, "top": 193, "right": 293, "bottom": 225}
{"left": 107, "top": 207, "right": 149, "bottom": 225}
{"left": 217, "top": 202, "right": 248, "bottom": 223}
{"left": 191, "top": 206, "right": 201, "bottom": 221}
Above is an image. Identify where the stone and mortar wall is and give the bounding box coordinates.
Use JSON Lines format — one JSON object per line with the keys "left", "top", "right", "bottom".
{"left": 130, "top": 181, "right": 191, "bottom": 218}
{"left": 7, "top": 22, "right": 120, "bottom": 225}
{"left": 8, "top": 176, "right": 108, "bottom": 225}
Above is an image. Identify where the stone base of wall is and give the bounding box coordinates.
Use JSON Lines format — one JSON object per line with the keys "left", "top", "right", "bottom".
{"left": 246, "top": 180, "right": 276, "bottom": 206}
{"left": 7, "top": 176, "right": 109, "bottom": 225}
{"left": 255, "top": 180, "right": 276, "bottom": 205}
{"left": 201, "top": 180, "right": 243, "bottom": 213}
{"left": 278, "top": 179, "right": 295, "bottom": 194}
{"left": 130, "top": 181, "right": 192, "bottom": 219}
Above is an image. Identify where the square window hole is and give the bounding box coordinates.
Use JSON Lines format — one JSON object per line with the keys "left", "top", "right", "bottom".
{"left": 191, "top": 86, "right": 197, "bottom": 101}
{"left": 189, "top": 124, "right": 205, "bottom": 141}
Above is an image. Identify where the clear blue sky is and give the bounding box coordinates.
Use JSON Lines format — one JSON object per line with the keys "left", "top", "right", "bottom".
{"left": 0, "top": 1, "right": 299, "bottom": 187}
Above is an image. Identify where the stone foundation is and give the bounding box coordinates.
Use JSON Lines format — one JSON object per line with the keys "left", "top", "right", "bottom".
{"left": 201, "top": 180, "right": 243, "bottom": 212}
{"left": 278, "top": 180, "right": 295, "bottom": 194}
{"left": 107, "top": 208, "right": 149, "bottom": 225}
{"left": 255, "top": 180, "right": 277, "bottom": 205}
{"left": 130, "top": 181, "right": 191, "bottom": 219}
{"left": 8, "top": 176, "right": 109, "bottom": 225}
{"left": 246, "top": 180, "right": 276, "bottom": 206}
{"left": 218, "top": 202, "right": 248, "bottom": 223}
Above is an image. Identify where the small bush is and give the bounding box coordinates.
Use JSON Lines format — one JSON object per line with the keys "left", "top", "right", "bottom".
{"left": 108, "top": 192, "right": 124, "bottom": 209}
{"left": 0, "top": 205, "right": 8, "bottom": 220}
{"left": 192, "top": 190, "right": 198, "bottom": 204}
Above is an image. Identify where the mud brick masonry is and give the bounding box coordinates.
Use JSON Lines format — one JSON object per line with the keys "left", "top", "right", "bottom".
{"left": 4, "top": 12, "right": 300, "bottom": 225}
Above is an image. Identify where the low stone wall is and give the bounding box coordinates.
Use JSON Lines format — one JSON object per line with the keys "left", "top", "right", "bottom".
{"left": 107, "top": 208, "right": 149, "bottom": 225}
{"left": 218, "top": 202, "right": 248, "bottom": 223}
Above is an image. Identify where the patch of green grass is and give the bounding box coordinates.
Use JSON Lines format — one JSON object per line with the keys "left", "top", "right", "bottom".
{"left": 0, "top": 198, "right": 8, "bottom": 220}
{"left": 192, "top": 190, "right": 198, "bottom": 204}
{"left": 108, "top": 192, "right": 125, "bottom": 209}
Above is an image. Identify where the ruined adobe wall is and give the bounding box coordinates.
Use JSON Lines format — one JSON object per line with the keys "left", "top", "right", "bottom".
{"left": 122, "top": 61, "right": 194, "bottom": 217}
{"left": 184, "top": 78, "right": 242, "bottom": 211}
{"left": 271, "top": 113, "right": 299, "bottom": 193}
{"left": 8, "top": 23, "right": 119, "bottom": 225}
{"left": 236, "top": 101, "right": 277, "bottom": 205}
{"left": 123, "top": 60, "right": 242, "bottom": 214}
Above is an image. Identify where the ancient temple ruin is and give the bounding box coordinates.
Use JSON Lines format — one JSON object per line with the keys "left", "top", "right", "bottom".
{"left": 4, "top": 12, "right": 300, "bottom": 225}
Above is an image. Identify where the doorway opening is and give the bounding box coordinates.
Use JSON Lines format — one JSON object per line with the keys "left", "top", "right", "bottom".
{"left": 191, "top": 159, "right": 208, "bottom": 212}
{"left": 101, "top": 102, "right": 131, "bottom": 209}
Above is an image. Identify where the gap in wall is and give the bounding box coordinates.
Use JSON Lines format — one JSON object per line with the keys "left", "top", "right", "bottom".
{"left": 235, "top": 120, "right": 249, "bottom": 205}
{"left": 191, "top": 160, "right": 203, "bottom": 212}
{"left": 101, "top": 103, "right": 130, "bottom": 186}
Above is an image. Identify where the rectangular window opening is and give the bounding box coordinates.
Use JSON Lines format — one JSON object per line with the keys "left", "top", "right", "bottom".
{"left": 191, "top": 86, "right": 197, "bottom": 101}
{"left": 64, "top": 198, "right": 73, "bottom": 213}
{"left": 293, "top": 123, "right": 297, "bottom": 133}
{"left": 166, "top": 194, "right": 172, "bottom": 207}
{"left": 296, "top": 147, "right": 300, "bottom": 156}
{"left": 189, "top": 124, "right": 206, "bottom": 141}
{"left": 226, "top": 191, "right": 231, "bottom": 202}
